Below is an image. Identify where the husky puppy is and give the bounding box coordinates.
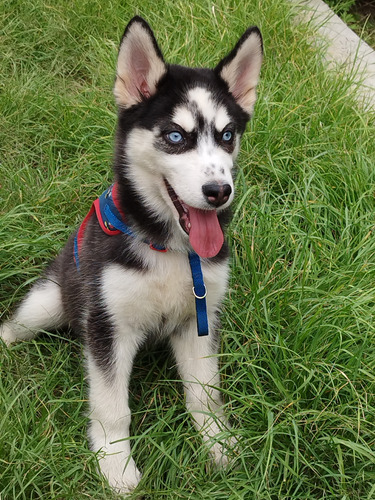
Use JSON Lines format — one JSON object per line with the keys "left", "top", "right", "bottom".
{"left": 0, "top": 17, "right": 262, "bottom": 494}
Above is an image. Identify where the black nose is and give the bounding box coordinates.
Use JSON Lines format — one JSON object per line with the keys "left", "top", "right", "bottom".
{"left": 202, "top": 183, "right": 232, "bottom": 207}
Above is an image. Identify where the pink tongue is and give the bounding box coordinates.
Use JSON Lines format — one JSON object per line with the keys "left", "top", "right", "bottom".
{"left": 188, "top": 207, "right": 224, "bottom": 258}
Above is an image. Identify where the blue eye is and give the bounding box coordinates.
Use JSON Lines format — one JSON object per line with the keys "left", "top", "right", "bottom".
{"left": 166, "top": 131, "right": 184, "bottom": 144}
{"left": 222, "top": 130, "right": 233, "bottom": 142}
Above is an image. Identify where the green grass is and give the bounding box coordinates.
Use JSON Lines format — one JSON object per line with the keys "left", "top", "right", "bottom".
{"left": 1, "top": 0, "right": 375, "bottom": 498}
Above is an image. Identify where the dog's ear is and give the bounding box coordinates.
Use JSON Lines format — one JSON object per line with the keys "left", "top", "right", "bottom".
{"left": 114, "top": 16, "right": 166, "bottom": 108}
{"left": 215, "top": 27, "right": 263, "bottom": 115}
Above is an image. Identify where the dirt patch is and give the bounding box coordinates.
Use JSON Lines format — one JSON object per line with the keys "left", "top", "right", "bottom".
{"left": 350, "top": 0, "right": 375, "bottom": 48}
{"left": 353, "top": 0, "right": 375, "bottom": 18}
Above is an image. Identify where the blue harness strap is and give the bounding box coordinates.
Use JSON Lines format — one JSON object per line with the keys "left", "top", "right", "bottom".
{"left": 74, "top": 183, "right": 209, "bottom": 336}
{"left": 99, "top": 185, "right": 136, "bottom": 237}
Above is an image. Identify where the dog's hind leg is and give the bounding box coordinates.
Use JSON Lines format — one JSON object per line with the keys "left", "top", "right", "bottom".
{"left": 0, "top": 275, "right": 66, "bottom": 345}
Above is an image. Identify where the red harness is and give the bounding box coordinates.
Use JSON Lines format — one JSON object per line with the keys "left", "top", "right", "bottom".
{"left": 73, "top": 183, "right": 209, "bottom": 336}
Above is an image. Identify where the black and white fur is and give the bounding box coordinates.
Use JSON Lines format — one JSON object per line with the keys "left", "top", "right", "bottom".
{"left": 0, "top": 17, "right": 262, "bottom": 494}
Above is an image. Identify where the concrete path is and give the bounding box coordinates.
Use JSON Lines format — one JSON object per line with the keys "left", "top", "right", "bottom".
{"left": 290, "top": 0, "right": 375, "bottom": 109}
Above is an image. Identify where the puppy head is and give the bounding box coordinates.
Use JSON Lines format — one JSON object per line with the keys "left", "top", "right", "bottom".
{"left": 114, "top": 17, "right": 263, "bottom": 257}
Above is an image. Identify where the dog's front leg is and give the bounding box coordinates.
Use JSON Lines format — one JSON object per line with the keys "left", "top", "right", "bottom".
{"left": 86, "top": 334, "right": 141, "bottom": 494}
{"left": 170, "top": 322, "right": 236, "bottom": 467}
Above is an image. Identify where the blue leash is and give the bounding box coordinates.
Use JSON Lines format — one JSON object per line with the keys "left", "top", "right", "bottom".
{"left": 74, "top": 184, "right": 209, "bottom": 337}
{"left": 188, "top": 252, "right": 209, "bottom": 336}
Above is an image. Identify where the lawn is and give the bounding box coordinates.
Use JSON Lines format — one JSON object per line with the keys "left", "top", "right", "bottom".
{"left": 1, "top": 0, "right": 375, "bottom": 498}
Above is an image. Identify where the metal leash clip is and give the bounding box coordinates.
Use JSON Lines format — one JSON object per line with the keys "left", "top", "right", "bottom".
{"left": 192, "top": 285, "right": 207, "bottom": 300}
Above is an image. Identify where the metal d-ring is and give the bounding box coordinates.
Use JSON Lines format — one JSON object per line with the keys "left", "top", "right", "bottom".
{"left": 192, "top": 285, "right": 207, "bottom": 300}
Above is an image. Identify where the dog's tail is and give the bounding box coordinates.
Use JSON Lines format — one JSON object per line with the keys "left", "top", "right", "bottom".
{"left": 0, "top": 272, "right": 66, "bottom": 345}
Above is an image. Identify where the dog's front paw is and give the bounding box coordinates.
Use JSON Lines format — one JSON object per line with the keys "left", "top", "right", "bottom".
{"left": 209, "top": 434, "right": 239, "bottom": 468}
{"left": 99, "top": 453, "right": 141, "bottom": 495}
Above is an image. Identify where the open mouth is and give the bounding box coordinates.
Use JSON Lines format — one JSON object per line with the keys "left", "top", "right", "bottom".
{"left": 164, "top": 179, "right": 191, "bottom": 234}
{"left": 164, "top": 178, "right": 224, "bottom": 259}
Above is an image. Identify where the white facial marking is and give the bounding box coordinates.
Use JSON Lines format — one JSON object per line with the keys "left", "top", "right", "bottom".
{"left": 188, "top": 88, "right": 231, "bottom": 133}
{"left": 172, "top": 106, "right": 195, "bottom": 132}
{"left": 188, "top": 87, "right": 217, "bottom": 123}
{"left": 215, "top": 106, "right": 231, "bottom": 132}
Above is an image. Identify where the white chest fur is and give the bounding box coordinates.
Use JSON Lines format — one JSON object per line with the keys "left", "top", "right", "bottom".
{"left": 100, "top": 249, "right": 229, "bottom": 337}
